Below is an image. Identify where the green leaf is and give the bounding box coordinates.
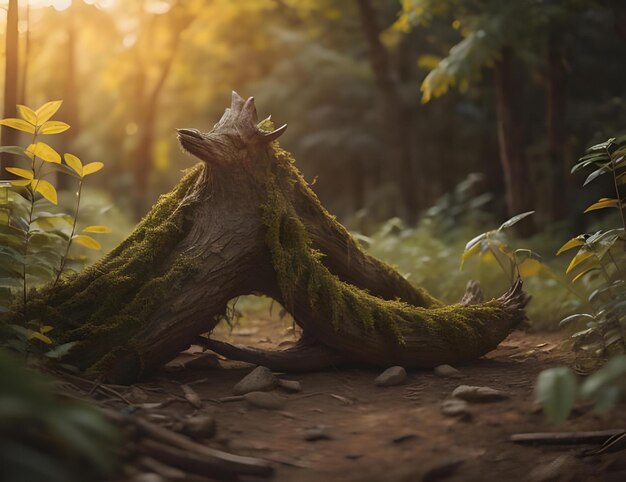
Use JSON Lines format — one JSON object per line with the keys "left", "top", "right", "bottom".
{"left": 558, "top": 313, "right": 594, "bottom": 327}
{"left": 535, "top": 367, "right": 578, "bottom": 424}
{"left": 0, "top": 146, "right": 27, "bottom": 156}
{"left": 583, "top": 163, "right": 612, "bottom": 186}
{"left": 498, "top": 211, "right": 535, "bottom": 231}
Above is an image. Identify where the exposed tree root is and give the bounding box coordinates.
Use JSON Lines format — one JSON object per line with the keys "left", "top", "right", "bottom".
{"left": 2, "top": 92, "right": 530, "bottom": 383}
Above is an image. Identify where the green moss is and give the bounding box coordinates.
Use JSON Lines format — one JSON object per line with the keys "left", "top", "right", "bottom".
{"left": 20, "top": 163, "right": 206, "bottom": 376}
{"left": 261, "top": 145, "right": 509, "bottom": 355}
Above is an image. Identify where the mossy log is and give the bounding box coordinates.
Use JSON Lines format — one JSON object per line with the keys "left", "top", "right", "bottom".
{"left": 17, "top": 92, "right": 528, "bottom": 383}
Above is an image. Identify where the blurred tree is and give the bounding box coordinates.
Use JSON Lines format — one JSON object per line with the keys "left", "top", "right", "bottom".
{"left": 1, "top": 0, "right": 19, "bottom": 171}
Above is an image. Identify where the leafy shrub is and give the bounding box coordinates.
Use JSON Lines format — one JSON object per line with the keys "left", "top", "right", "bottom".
{"left": 0, "top": 101, "right": 109, "bottom": 351}
{"left": 536, "top": 135, "right": 626, "bottom": 422}
{"left": 0, "top": 350, "right": 119, "bottom": 482}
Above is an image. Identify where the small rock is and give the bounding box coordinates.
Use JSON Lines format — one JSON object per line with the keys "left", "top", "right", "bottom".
{"left": 440, "top": 398, "right": 470, "bottom": 418}
{"left": 346, "top": 453, "right": 363, "bottom": 460}
{"left": 434, "top": 364, "right": 464, "bottom": 378}
{"left": 181, "top": 415, "right": 216, "bottom": 439}
{"left": 304, "top": 426, "right": 333, "bottom": 441}
{"left": 278, "top": 379, "right": 302, "bottom": 393}
{"left": 391, "top": 433, "right": 419, "bottom": 444}
{"left": 132, "top": 475, "right": 165, "bottom": 482}
{"left": 233, "top": 366, "right": 278, "bottom": 395}
{"left": 375, "top": 366, "right": 407, "bottom": 386}
{"left": 529, "top": 455, "right": 576, "bottom": 482}
{"left": 244, "top": 391, "right": 286, "bottom": 410}
{"left": 421, "top": 456, "right": 465, "bottom": 482}
{"left": 451, "top": 385, "right": 510, "bottom": 403}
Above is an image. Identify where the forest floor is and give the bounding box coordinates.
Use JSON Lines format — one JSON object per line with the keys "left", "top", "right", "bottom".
{"left": 109, "top": 314, "right": 626, "bottom": 482}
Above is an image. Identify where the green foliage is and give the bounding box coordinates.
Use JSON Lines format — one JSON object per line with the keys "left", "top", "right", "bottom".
{"left": 555, "top": 136, "right": 626, "bottom": 359}
{"left": 536, "top": 135, "right": 626, "bottom": 423}
{"left": 0, "top": 101, "right": 110, "bottom": 353}
{"left": 535, "top": 356, "right": 626, "bottom": 424}
{"left": 0, "top": 350, "right": 119, "bottom": 482}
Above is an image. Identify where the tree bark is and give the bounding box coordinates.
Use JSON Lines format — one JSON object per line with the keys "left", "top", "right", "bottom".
{"left": 494, "top": 47, "right": 535, "bottom": 234}
{"left": 12, "top": 92, "right": 528, "bottom": 384}
{"left": 355, "top": 0, "right": 420, "bottom": 222}
{"left": 545, "top": 25, "right": 567, "bottom": 222}
{"left": 1, "top": 0, "right": 19, "bottom": 171}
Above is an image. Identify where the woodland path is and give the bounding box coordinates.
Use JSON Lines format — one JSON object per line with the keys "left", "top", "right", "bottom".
{"left": 100, "top": 312, "right": 626, "bottom": 482}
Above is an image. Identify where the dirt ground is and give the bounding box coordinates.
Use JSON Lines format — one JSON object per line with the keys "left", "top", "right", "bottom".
{"left": 115, "top": 315, "right": 626, "bottom": 482}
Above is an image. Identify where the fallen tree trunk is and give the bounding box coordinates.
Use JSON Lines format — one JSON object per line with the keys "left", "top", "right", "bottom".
{"left": 11, "top": 92, "right": 528, "bottom": 383}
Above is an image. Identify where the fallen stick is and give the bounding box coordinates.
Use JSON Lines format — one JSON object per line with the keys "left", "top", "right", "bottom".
{"left": 510, "top": 429, "right": 625, "bottom": 445}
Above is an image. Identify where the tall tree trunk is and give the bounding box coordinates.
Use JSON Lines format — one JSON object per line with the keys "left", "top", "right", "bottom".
{"left": 1, "top": 0, "right": 19, "bottom": 171}
{"left": 546, "top": 25, "right": 567, "bottom": 222}
{"left": 19, "top": 2, "right": 29, "bottom": 105}
{"left": 132, "top": 8, "right": 189, "bottom": 218}
{"left": 58, "top": 4, "right": 79, "bottom": 190}
{"left": 494, "top": 47, "right": 534, "bottom": 234}
{"left": 355, "top": 0, "right": 419, "bottom": 223}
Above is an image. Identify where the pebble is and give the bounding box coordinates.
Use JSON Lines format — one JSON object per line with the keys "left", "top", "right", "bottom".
{"left": 181, "top": 415, "right": 216, "bottom": 439}
{"left": 440, "top": 398, "right": 470, "bottom": 418}
{"left": 451, "top": 385, "right": 510, "bottom": 403}
{"left": 243, "top": 391, "right": 286, "bottom": 410}
{"left": 375, "top": 366, "right": 407, "bottom": 386}
{"left": 304, "top": 426, "right": 333, "bottom": 441}
{"left": 233, "top": 366, "right": 278, "bottom": 395}
{"left": 421, "top": 456, "right": 465, "bottom": 482}
{"left": 278, "top": 379, "right": 302, "bottom": 393}
{"left": 433, "top": 364, "right": 464, "bottom": 378}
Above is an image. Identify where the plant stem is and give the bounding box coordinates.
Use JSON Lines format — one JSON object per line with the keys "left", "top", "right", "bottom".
{"left": 22, "top": 132, "right": 39, "bottom": 313}
{"left": 608, "top": 145, "right": 626, "bottom": 250}
{"left": 53, "top": 179, "right": 83, "bottom": 287}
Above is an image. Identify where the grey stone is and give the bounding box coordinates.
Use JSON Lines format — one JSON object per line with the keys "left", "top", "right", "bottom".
{"left": 440, "top": 398, "right": 470, "bottom": 418}
{"left": 421, "top": 456, "right": 465, "bottom": 482}
{"left": 181, "top": 415, "right": 216, "bottom": 439}
{"left": 434, "top": 364, "right": 464, "bottom": 378}
{"left": 304, "top": 426, "right": 333, "bottom": 441}
{"left": 451, "top": 385, "right": 510, "bottom": 403}
{"left": 278, "top": 379, "right": 302, "bottom": 393}
{"left": 244, "top": 391, "right": 286, "bottom": 410}
{"left": 233, "top": 366, "right": 278, "bottom": 395}
{"left": 375, "top": 366, "right": 407, "bottom": 386}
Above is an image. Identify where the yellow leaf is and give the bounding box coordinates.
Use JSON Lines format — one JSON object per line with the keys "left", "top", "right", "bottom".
{"left": 5, "top": 167, "right": 33, "bottom": 179}
{"left": 459, "top": 243, "right": 480, "bottom": 270}
{"left": 82, "top": 162, "right": 104, "bottom": 176}
{"left": 40, "top": 325, "right": 54, "bottom": 334}
{"left": 39, "top": 121, "right": 70, "bottom": 135}
{"left": 0, "top": 118, "right": 36, "bottom": 133}
{"left": 25, "top": 142, "right": 61, "bottom": 164}
{"left": 572, "top": 266, "right": 598, "bottom": 283}
{"left": 10, "top": 179, "right": 31, "bottom": 187}
{"left": 64, "top": 153, "right": 83, "bottom": 176}
{"left": 17, "top": 105, "right": 37, "bottom": 125}
{"left": 29, "top": 331, "right": 53, "bottom": 344}
{"left": 566, "top": 251, "right": 595, "bottom": 274}
{"left": 481, "top": 250, "right": 495, "bottom": 264}
{"left": 584, "top": 198, "right": 619, "bottom": 213}
{"left": 35, "top": 100, "right": 63, "bottom": 124}
{"left": 556, "top": 238, "right": 585, "bottom": 256}
{"left": 518, "top": 258, "right": 542, "bottom": 278}
{"left": 73, "top": 234, "right": 101, "bottom": 250}
{"left": 82, "top": 225, "right": 112, "bottom": 233}
{"left": 32, "top": 179, "right": 58, "bottom": 204}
